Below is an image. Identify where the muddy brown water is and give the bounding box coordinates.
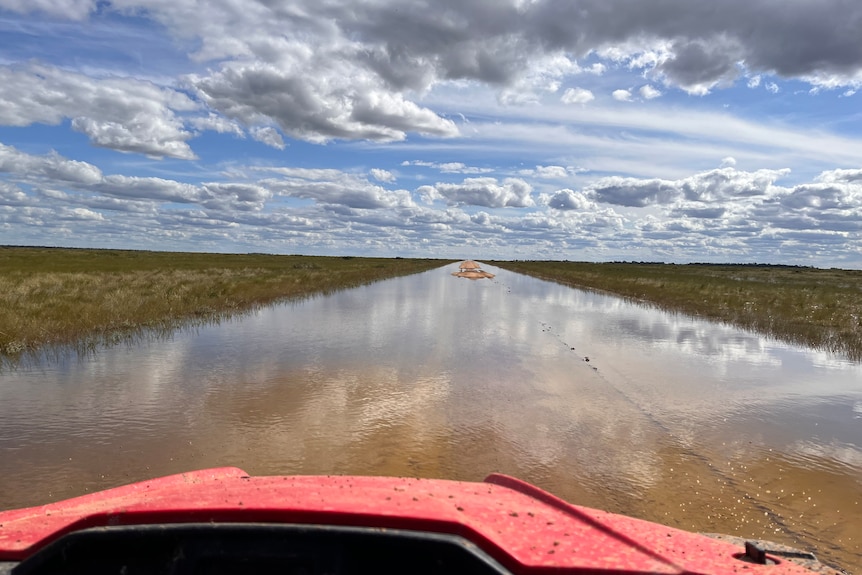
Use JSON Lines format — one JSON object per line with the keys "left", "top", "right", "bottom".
{"left": 1, "top": 263, "right": 860, "bottom": 571}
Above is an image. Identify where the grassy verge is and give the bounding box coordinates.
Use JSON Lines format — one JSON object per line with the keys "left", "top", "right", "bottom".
{"left": 492, "top": 261, "right": 862, "bottom": 361}
{"left": 1, "top": 247, "right": 452, "bottom": 363}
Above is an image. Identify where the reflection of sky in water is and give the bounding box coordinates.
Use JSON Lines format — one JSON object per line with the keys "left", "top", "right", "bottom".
{"left": 4, "top": 262, "right": 861, "bottom": 458}
{"left": 495, "top": 265, "right": 861, "bottom": 397}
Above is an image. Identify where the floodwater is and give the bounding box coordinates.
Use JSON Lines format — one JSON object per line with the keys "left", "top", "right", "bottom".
{"left": 1, "top": 263, "right": 861, "bottom": 571}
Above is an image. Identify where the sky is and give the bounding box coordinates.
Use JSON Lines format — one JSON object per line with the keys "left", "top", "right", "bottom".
{"left": 1, "top": 1, "right": 861, "bottom": 266}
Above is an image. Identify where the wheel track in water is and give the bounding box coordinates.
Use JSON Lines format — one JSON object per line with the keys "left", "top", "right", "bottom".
{"left": 491, "top": 272, "right": 811, "bottom": 551}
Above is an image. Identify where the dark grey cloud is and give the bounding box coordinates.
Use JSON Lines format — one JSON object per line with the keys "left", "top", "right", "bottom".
{"left": 338, "top": 0, "right": 862, "bottom": 93}
{"left": 526, "top": 0, "right": 862, "bottom": 86}
{"left": 670, "top": 206, "right": 727, "bottom": 219}
{"left": 586, "top": 177, "right": 681, "bottom": 207}
{"left": 657, "top": 39, "right": 743, "bottom": 93}
{"left": 780, "top": 184, "right": 852, "bottom": 210}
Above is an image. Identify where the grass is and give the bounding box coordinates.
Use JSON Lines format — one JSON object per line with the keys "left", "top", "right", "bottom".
{"left": 491, "top": 261, "right": 862, "bottom": 362}
{"left": 0, "top": 246, "right": 452, "bottom": 364}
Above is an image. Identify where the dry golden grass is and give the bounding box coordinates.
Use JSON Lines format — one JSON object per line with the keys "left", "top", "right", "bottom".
{"left": 492, "top": 261, "right": 862, "bottom": 361}
{"left": 0, "top": 247, "right": 452, "bottom": 363}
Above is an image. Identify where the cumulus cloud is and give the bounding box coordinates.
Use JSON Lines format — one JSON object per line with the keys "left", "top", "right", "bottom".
{"left": 639, "top": 85, "right": 662, "bottom": 99}
{"left": 201, "top": 183, "right": 273, "bottom": 212}
{"left": 817, "top": 168, "right": 862, "bottom": 184}
{"left": 585, "top": 167, "right": 789, "bottom": 207}
{"left": 612, "top": 89, "right": 633, "bottom": 102}
{"left": 370, "top": 168, "right": 396, "bottom": 183}
{"left": 0, "top": 64, "right": 197, "bottom": 159}
{"left": 656, "top": 38, "right": 742, "bottom": 95}
{"left": 94, "top": 175, "right": 202, "bottom": 203}
{"left": 587, "top": 176, "right": 679, "bottom": 207}
{"left": 561, "top": 87, "right": 595, "bottom": 105}
{"left": 187, "top": 60, "right": 458, "bottom": 143}
{"left": 0, "top": 143, "right": 103, "bottom": 184}
{"left": 260, "top": 167, "right": 413, "bottom": 209}
{"left": 0, "top": 143, "right": 273, "bottom": 211}
{"left": 425, "top": 177, "right": 534, "bottom": 208}
{"left": 0, "top": 181, "right": 28, "bottom": 206}
{"left": 547, "top": 189, "right": 594, "bottom": 211}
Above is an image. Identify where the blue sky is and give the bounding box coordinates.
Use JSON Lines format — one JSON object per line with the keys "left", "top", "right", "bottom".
{"left": 1, "top": 1, "right": 861, "bottom": 266}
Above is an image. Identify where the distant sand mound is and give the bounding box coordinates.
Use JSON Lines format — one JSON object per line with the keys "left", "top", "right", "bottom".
{"left": 452, "top": 260, "right": 495, "bottom": 279}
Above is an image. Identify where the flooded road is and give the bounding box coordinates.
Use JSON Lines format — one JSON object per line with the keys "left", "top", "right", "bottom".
{"left": 1, "top": 263, "right": 861, "bottom": 571}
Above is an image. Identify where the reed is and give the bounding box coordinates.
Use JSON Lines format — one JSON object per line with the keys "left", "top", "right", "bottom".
{"left": 492, "top": 261, "right": 862, "bottom": 361}
{"left": 0, "top": 247, "right": 452, "bottom": 363}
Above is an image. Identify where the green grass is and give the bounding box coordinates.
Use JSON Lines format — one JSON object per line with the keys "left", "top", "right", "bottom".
{"left": 492, "top": 261, "right": 862, "bottom": 361}
{"left": 0, "top": 247, "right": 452, "bottom": 363}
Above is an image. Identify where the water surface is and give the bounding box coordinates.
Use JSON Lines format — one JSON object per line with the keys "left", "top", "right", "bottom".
{"left": 1, "top": 263, "right": 860, "bottom": 570}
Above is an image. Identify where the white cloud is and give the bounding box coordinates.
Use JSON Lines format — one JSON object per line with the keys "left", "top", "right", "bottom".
{"left": 201, "top": 183, "right": 272, "bottom": 212}
{"left": 546, "top": 189, "right": 595, "bottom": 210}
{"left": 250, "top": 126, "right": 286, "bottom": 150}
{"left": 187, "top": 58, "right": 458, "bottom": 144}
{"left": 370, "top": 168, "right": 396, "bottom": 183}
{"left": 561, "top": 87, "right": 595, "bottom": 105}
{"left": 518, "top": 165, "right": 573, "bottom": 179}
{"left": 0, "top": 143, "right": 103, "bottom": 185}
{"left": 426, "top": 177, "right": 535, "bottom": 208}
{"left": 189, "top": 114, "right": 245, "bottom": 137}
{"left": 401, "top": 161, "right": 494, "bottom": 174}
{"left": 612, "top": 89, "right": 633, "bottom": 102}
{"left": 766, "top": 82, "right": 780, "bottom": 94}
{"left": 639, "top": 85, "right": 662, "bottom": 100}
{"left": 0, "top": 64, "right": 196, "bottom": 159}
{"left": 586, "top": 167, "right": 788, "bottom": 207}
{"left": 816, "top": 168, "right": 862, "bottom": 184}
{"left": 260, "top": 168, "right": 413, "bottom": 210}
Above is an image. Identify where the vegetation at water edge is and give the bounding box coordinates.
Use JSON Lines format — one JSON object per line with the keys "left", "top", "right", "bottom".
{"left": 0, "top": 247, "right": 452, "bottom": 363}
